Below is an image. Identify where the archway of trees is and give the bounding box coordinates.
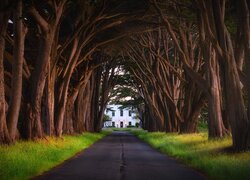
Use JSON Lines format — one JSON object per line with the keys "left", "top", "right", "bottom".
{"left": 0, "top": 0, "right": 250, "bottom": 151}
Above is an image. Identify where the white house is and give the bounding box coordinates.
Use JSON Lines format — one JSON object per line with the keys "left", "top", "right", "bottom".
{"left": 104, "top": 104, "right": 139, "bottom": 128}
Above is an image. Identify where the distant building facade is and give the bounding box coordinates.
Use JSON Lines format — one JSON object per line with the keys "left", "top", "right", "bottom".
{"left": 104, "top": 104, "right": 139, "bottom": 128}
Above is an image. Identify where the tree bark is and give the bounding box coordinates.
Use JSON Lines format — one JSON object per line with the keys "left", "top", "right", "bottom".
{"left": 45, "top": 67, "right": 56, "bottom": 136}
{"left": 55, "top": 41, "right": 80, "bottom": 137}
{"left": 198, "top": 13, "right": 227, "bottom": 137}
{"left": 92, "top": 68, "right": 102, "bottom": 132}
{"left": 211, "top": 0, "right": 250, "bottom": 150}
{"left": 63, "top": 96, "right": 74, "bottom": 134}
{"left": 26, "top": 1, "right": 66, "bottom": 139}
{"left": 206, "top": 48, "right": 226, "bottom": 138}
{"left": 63, "top": 75, "right": 90, "bottom": 134}
{"left": 27, "top": 34, "right": 54, "bottom": 139}
{"left": 7, "top": 1, "right": 27, "bottom": 141}
{"left": 238, "top": 0, "right": 250, "bottom": 149}
{"left": 0, "top": 11, "right": 10, "bottom": 144}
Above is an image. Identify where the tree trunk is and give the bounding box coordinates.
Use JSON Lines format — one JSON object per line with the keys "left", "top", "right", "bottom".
{"left": 0, "top": 12, "right": 10, "bottom": 144}
{"left": 94, "top": 65, "right": 115, "bottom": 132}
{"left": 238, "top": 0, "right": 250, "bottom": 149}
{"left": 63, "top": 96, "right": 75, "bottom": 134}
{"left": 224, "top": 52, "right": 249, "bottom": 150}
{"left": 27, "top": 34, "right": 54, "bottom": 139}
{"left": 7, "top": 1, "right": 27, "bottom": 141}
{"left": 210, "top": 0, "right": 250, "bottom": 150}
{"left": 63, "top": 82, "right": 87, "bottom": 134}
{"left": 27, "top": 1, "right": 66, "bottom": 139}
{"left": 73, "top": 79, "right": 94, "bottom": 133}
{"left": 207, "top": 49, "right": 226, "bottom": 138}
{"left": 197, "top": 10, "right": 227, "bottom": 138}
{"left": 180, "top": 93, "right": 206, "bottom": 133}
{"left": 92, "top": 69, "right": 101, "bottom": 132}
{"left": 45, "top": 67, "right": 56, "bottom": 136}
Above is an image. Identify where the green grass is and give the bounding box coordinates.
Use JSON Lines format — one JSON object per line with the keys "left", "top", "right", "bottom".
{"left": 132, "top": 130, "right": 250, "bottom": 180}
{"left": 106, "top": 127, "right": 142, "bottom": 131}
{"left": 197, "top": 120, "right": 208, "bottom": 132}
{"left": 0, "top": 132, "right": 109, "bottom": 180}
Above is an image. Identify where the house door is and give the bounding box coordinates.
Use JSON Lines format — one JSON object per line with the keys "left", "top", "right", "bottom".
{"left": 120, "top": 121, "right": 123, "bottom": 128}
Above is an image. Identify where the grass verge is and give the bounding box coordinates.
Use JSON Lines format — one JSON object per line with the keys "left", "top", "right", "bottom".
{"left": 103, "top": 127, "right": 142, "bottom": 132}
{"left": 132, "top": 130, "right": 250, "bottom": 180}
{"left": 0, "top": 131, "right": 109, "bottom": 180}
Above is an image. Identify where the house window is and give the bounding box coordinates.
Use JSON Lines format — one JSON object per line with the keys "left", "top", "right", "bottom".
{"left": 129, "top": 110, "right": 132, "bottom": 117}
{"left": 129, "top": 121, "right": 132, "bottom": 126}
{"left": 120, "top": 109, "right": 123, "bottom": 116}
{"left": 112, "top": 111, "right": 115, "bottom": 116}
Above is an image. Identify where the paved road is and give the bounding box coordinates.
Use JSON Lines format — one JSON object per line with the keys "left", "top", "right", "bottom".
{"left": 36, "top": 131, "right": 205, "bottom": 180}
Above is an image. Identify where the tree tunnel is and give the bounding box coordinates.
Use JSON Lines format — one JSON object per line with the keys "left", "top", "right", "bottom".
{"left": 0, "top": 0, "right": 250, "bottom": 151}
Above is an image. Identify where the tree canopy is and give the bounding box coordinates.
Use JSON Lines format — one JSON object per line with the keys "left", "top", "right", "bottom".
{"left": 0, "top": 0, "right": 250, "bottom": 151}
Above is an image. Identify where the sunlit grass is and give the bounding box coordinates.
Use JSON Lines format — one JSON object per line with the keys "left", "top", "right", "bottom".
{"left": 103, "top": 127, "right": 142, "bottom": 132}
{"left": 132, "top": 130, "right": 250, "bottom": 180}
{"left": 0, "top": 132, "right": 109, "bottom": 180}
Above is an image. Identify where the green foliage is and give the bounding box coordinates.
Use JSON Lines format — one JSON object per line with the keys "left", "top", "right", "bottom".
{"left": 103, "top": 114, "right": 111, "bottom": 122}
{"left": 135, "top": 122, "right": 140, "bottom": 127}
{"left": 132, "top": 130, "right": 250, "bottom": 180}
{"left": 197, "top": 120, "right": 208, "bottom": 132}
{"left": 126, "top": 125, "right": 135, "bottom": 128}
{"left": 197, "top": 107, "right": 208, "bottom": 132}
{"left": 224, "top": 0, "right": 237, "bottom": 35}
{"left": 124, "top": 124, "right": 139, "bottom": 128}
{"left": 109, "top": 72, "right": 143, "bottom": 111}
{"left": 107, "top": 127, "right": 142, "bottom": 131}
{"left": 0, "top": 132, "right": 109, "bottom": 180}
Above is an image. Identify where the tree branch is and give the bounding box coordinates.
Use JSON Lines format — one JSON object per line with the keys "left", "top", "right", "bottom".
{"left": 29, "top": 6, "right": 49, "bottom": 33}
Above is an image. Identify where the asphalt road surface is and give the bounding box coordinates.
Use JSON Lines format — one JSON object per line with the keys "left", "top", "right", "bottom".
{"left": 36, "top": 131, "right": 205, "bottom": 180}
